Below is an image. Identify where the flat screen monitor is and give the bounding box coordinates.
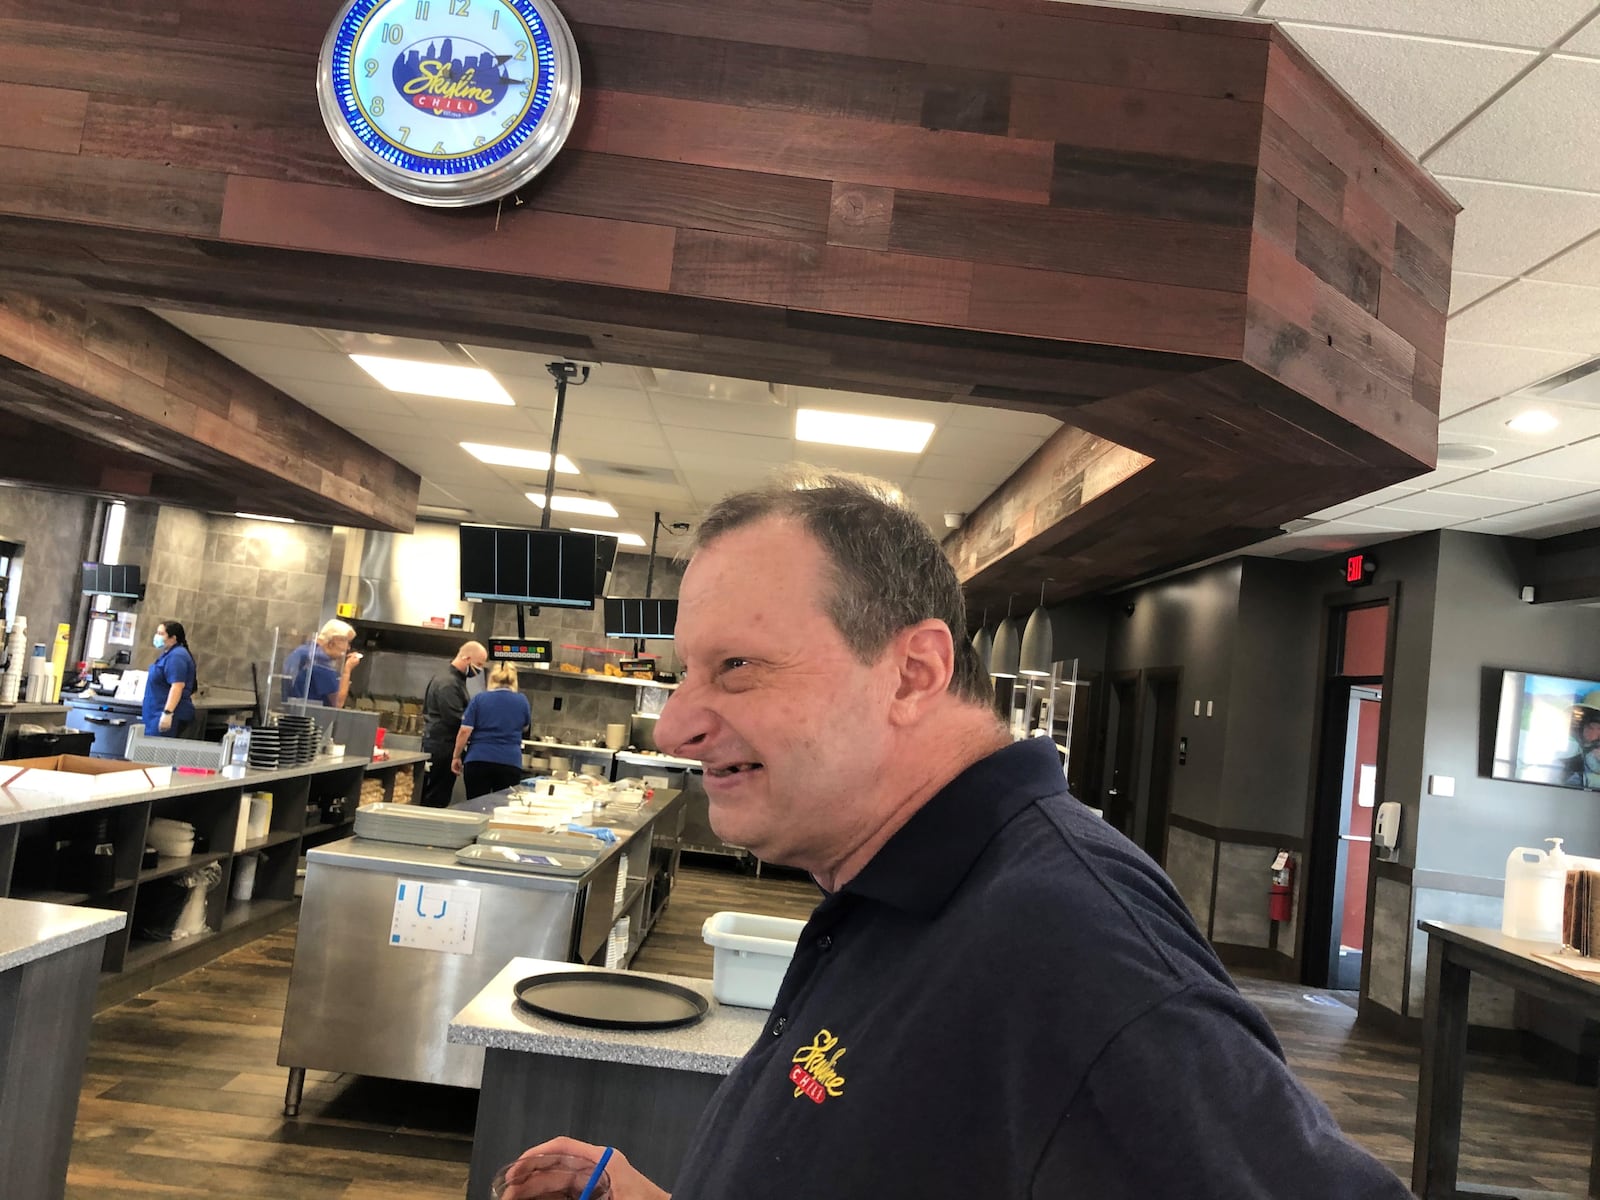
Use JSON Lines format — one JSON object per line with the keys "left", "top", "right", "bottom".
{"left": 1489, "top": 669, "right": 1600, "bottom": 791}
{"left": 604, "top": 597, "right": 678, "bottom": 640}
{"left": 459, "top": 524, "right": 597, "bottom": 609}
{"left": 81, "top": 562, "right": 143, "bottom": 599}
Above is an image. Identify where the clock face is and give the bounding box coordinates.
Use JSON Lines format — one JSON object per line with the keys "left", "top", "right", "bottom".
{"left": 317, "top": 0, "right": 580, "bottom": 207}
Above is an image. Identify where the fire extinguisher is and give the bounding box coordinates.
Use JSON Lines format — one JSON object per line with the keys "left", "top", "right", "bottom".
{"left": 1268, "top": 851, "right": 1294, "bottom": 923}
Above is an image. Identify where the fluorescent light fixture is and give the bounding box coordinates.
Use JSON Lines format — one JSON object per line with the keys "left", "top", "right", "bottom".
{"left": 525, "top": 492, "right": 619, "bottom": 518}
{"left": 1505, "top": 409, "right": 1559, "bottom": 435}
{"left": 234, "top": 512, "right": 296, "bottom": 524}
{"left": 574, "top": 527, "right": 646, "bottom": 547}
{"left": 350, "top": 354, "right": 513, "bottom": 405}
{"left": 461, "top": 442, "right": 578, "bottom": 473}
{"left": 796, "top": 408, "right": 934, "bottom": 453}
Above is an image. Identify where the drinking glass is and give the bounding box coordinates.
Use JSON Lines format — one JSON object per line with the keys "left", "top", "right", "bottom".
{"left": 488, "top": 1152, "right": 612, "bottom": 1200}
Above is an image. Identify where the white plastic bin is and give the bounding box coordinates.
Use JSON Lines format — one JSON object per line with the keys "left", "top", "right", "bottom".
{"left": 701, "top": 911, "right": 806, "bottom": 1009}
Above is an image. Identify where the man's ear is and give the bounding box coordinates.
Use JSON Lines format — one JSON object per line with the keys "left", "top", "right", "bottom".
{"left": 888, "top": 619, "right": 954, "bottom": 725}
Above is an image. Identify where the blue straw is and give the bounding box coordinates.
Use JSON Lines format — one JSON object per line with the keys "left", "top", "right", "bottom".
{"left": 577, "top": 1147, "right": 614, "bottom": 1200}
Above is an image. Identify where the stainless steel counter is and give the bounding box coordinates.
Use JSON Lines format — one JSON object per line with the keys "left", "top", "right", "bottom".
{"left": 276, "top": 787, "right": 685, "bottom": 1106}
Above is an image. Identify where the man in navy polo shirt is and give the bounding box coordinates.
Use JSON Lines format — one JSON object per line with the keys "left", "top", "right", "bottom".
{"left": 497, "top": 471, "right": 1411, "bottom": 1200}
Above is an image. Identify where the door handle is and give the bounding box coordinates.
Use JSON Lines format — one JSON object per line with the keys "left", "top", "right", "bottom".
{"left": 84, "top": 715, "right": 126, "bottom": 726}
{"left": 1339, "top": 834, "right": 1373, "bottom": 843}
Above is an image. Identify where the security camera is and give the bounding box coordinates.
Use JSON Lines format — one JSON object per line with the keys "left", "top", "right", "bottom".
{"left": 670, "top": 521, "right": 690, "bottom": 532}
{"left": 943, "top": 512, "right": 966, "bottom": 530}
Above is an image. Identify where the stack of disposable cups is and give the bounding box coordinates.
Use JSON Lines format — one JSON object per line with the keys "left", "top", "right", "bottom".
{"left": 0, "top": 616, "right": 26, "bottom": 705}
{"left": 24, "top": 645, "right": 54, "bottom": 704}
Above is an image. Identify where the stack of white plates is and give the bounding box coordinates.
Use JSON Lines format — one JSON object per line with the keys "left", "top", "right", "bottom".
{"left": 353, "top": 802, "right": 487, "bottom": 848}
{"left": 247, "top": 727, "right": 281, "bottom": 770}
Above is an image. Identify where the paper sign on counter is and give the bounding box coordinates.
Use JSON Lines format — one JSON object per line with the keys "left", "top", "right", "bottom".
{"left": 390, "top": 880, "right": 481, "bottom": 955}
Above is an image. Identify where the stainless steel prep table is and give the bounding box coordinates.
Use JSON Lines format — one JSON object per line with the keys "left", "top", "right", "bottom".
{"left": 276, "top": 786, "right": 683, "bottom": 1112}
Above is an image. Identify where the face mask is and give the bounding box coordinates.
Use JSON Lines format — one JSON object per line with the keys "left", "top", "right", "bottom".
{"left": 466, "top": 666, "right": 480, "bottom": 678}
{"left": 152, "top": 634, "right": 166, "bottom": 650}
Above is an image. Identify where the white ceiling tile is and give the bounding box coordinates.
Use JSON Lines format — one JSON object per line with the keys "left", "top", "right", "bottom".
{"left": 156, "top": 310, "right": 334, "bottom": 352}
{"left": 557, "top": 416, "right": 670, "bottom": 452}
{"left": 944, "top": 405, "right": 1063, "bottom": 437}
{"left": 1556, "top": 14, "right": 1600, "bottom": 57}
{"left": 550, "top": 385, "right": 658, "bottom": 424}
{"left": 1274, "top": 25, "right": 1533, "bottom": 155}
{"left": 1380, "top": 490, "right": 1535, "bottom": 518}
{"left": 1374, "top": 465, "right": 1479, "bottom": 493}
{"left": 902, "top": 479, "right": 995, "bottom": 514}
{"left": 1445, "top": 278, "right": 1600, "bottom": 354}
{"left": 1302, "top": 499, "right": 1372, "bottom": 520}
{"left": 922, "top": 424, "right": 1046, "bottom": 463}
{"left": 1497, "top": 434, "right": 1600, "bottom": 479}
{"left": 1346, "top": 482, "right": 1423, "bottom": 506}
{"left": 1484, "top": 491, "right": 1600, "bottom": 536}
{"left": 646, "top": 370, "right": 776, "bottom": 407}
{"left": 1434, "top": 471, "right": 1600, "bottom": 502}
{"left": 208, "top": 340, "right": 371, "bottom": 386}
{"left": 1529, "top": 229, "right": 1600, "bottom": 285}
{"left": 787, "top": 387, "right": 953, "bottom": 424}
{"left": 1068, "top": 1, "right": 1255, "bottom": 14}
{"left": 800, "top": 444, "right": 926, "bottom": 481}
{"left": 1440, "top": 393, "right": 1600, "bottom": 444}
{"left": 1352, "top": 506, "right": 1452, "bottom": 530}
{"left": 1438, "top": 177, "right": 1600, "bottom": 277}
{"left": 661, "top": 428, "right": 792, "bottom": 462}
{"left": 1260, "top": 0, "right": 1597, "bottom": 45}
{"left": 1438, "top": 339, "right": 1589, "bottom": 414}
{"left": 1427, "top": 57, "right": 1600, "bottom": 189}
{"left": 652, "top": 395, "right": 792, "bottom": 437}
{"left": 1448, "top": 514, "right": 1542, "bottom": 535}
{"left": 1450, "top": 272, "right": 1511, "bottom": 313}
{"left": 913, "top": 452, "right": 1008, "bottom": 484}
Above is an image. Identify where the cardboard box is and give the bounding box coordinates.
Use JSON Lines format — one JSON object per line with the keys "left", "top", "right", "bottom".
{"left": 0, "top": 754, "right": 173, "bottom": 798}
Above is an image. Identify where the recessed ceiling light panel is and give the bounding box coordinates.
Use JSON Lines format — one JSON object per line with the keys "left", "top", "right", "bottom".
{"left": 525, "top": 492, "right": 619, "bottom": 518}
{"left": 461, "top": 442, "right": 578, "bottom": 472}
{"left": 350, "top": 354, "right": 513, "bottom": 405}
{"left": 795, "top": 408, "right": 935, "bottom": 453}
{"left": 1504, "top": 410, "right": 1560, "bottom": 435}
{"left": 573, "top": 527, "right": 646, "bottom": 546}
{"left": 234, "top": 512, "right": 296, "bottom": 524}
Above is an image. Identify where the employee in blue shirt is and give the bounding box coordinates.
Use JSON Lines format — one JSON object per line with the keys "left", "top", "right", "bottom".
{"left": 282, "top": 619, "right": 361, "bottom": 708}
{"left": 453, "top": 662, "right": 532, "bottom": 799}
{"left": 142, "top": 619, "right": 197, "bottom": 737}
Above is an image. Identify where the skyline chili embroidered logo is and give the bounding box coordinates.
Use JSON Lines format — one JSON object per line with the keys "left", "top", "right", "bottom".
{"left": 789, "top": 1028, "right": 848, "bottom": 1105}
{"left": 390, "top": 36, "right": 520, "bottom": 118}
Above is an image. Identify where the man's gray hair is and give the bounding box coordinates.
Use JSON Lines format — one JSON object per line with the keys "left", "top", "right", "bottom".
{"left": 694, "top": 467, "right": 993, "bottom": 706}
{"left": 318, "top": 618, "right": 356, "bottom": 643}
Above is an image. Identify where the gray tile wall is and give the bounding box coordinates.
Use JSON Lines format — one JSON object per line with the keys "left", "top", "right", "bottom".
{"left": 1165, "top": 825, "right": 1216, "bottom": 935}
{"left": 1410, "top": 887, "right": 1513, "bottom": 1026}
{"left": 0, "top": 487, "right": 97, "bottom": 658}
{"left": 1211, "top": 842, "right": 1276, "bottom": 948}
{"left": 1367, "top": 876, "right": 1411, "bottom": 1015}
{"left": 131, "top": 508, "right": 333, "bottom": 690}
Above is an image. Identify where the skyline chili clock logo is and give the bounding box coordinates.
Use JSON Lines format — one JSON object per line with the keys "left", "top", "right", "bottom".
{"left": 317, "top": 0, "right": 581, "bottom": 208}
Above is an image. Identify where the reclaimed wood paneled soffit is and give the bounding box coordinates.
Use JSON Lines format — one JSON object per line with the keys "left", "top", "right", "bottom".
{"left": 0, "top": 0, "right": 1454, "bottom": 601}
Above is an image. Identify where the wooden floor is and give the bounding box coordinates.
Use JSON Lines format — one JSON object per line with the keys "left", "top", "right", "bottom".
{"left": 68, "top": 859, "right": 1592, "bottom": 1198}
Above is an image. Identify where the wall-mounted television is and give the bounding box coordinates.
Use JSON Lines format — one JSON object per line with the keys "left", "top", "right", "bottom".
{"left": 81, "top": 562, "right": 143, "bottom": 600}
{"left": 458, "top": 524, "right": 597, "bottom": 609}
{"left": 604, "top": 597, "right": 678, "bottom": 640}
{"left": 1489, "top": 669, "right": 1600, "bottom": 791}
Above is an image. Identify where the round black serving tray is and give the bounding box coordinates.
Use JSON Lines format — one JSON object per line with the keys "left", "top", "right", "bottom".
{"left": 513, "top": 972, "right": 709, "bottom": 1030}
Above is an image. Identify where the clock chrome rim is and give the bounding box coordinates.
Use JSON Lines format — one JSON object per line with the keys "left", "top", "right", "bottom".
{"left": 317, "top": 0, "right": 581, "bottom": 209}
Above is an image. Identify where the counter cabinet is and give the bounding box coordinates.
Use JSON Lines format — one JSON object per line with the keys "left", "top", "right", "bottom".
{"left": 0, "top": 751, "right": 426, "bottom": 1002}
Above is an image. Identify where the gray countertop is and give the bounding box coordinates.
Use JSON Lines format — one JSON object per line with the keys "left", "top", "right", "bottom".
{"left": 0, "top": 755, "right": 374, "bottom": 826}
{"left": 448, "top": 956, "right": 765, "bottom": 1074}
{"left": 0, "top": 898, "right": 125, "bottom": 972}
{"left": 0, "top": 702, "right": 68, "bottom": 718}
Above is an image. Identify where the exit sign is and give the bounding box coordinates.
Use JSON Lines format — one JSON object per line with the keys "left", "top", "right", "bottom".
{"left": 1345, "top": 553, "right": 1377, "bottom": 586}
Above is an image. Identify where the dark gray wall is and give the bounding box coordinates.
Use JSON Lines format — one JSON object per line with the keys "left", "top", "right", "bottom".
{"left": 1220, "top": 557, "right": 1327, "bottom": 835}
{"left": 1106, "top": 560, "right": 1241, "bottom": 825}
{"left": 1416, "top": 531, "right": 1600, "bottom": 875}
{"left": 0, "top": 486, "right": 96, "bottom": 658}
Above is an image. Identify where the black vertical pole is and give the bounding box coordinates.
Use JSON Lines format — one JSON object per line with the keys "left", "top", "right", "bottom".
{"left": 538, "top": 365, "right": 570, "bottom": 531}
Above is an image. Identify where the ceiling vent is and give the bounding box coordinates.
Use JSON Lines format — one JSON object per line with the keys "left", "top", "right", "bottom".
{"left": 1528, "top": 356, "right": 1600, "bottom": 410}
{"left": 581, "top": 461, "right": 682, "bottom": 486}
{"left": 1436, "top": 442, "right": 1497, "bottom": 462}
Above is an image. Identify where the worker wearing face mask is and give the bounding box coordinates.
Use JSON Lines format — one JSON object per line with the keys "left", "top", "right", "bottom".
{"left": 142, "top": 619, "right": 198, "bottom": 738}
{"left": 421, "top": 641, "right": 489, "bottom": 808}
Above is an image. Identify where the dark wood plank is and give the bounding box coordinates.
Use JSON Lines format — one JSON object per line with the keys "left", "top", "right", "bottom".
{"left": 1393, "top": 223, "right": 1452, "bottom": 315}
{"left": 526, "top": 151, "right": 832, "bottom": 244}
{"left": 575, "top": 22, "right": 1011, "bottom": 134}
{"left": 0, "top": 147, "right": 223, "bottom": 237}
{"left": 219, "top": 176, "right": 678, "bottom": 293}
{"left": 562, "top": 0, "right": 872, "bottom": 55}
{"left": 1259, "top": 110, "right": 1346, "bottom": 231}
{"left": 968, "top": 263, "right": 1246, "bottom": 358}
{"left": 1377, "top": 273, "right": 1448, "bottom": 370}
{"left": 591, "top": 90, "right": 1054, "bottom": 204}
{"left": 1294, "top": 200, "right": 1381, "bottom": 316}
{"left": 869, "top": 0, "right": 1271, "bottom": 100}
{"left": 890, "top": 190, "right": 1252, "bottom": 291}
{"left": 828, "top": 182, "right": 894, "bottom": 250}
{"left": 1010, "top": 76, "right": 1262, "bottom": 166}
{"left": 1051, "top": 145, "right": 1257, "bottom": 228}
{"left": 670, "top": 228, "right": 972, "bottom": 325}
{"left": 0, "top": 82, "right": 88, "bottom": 154}
{"left": 1340, "top": 178, "right": 1398, "bottom": 272}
